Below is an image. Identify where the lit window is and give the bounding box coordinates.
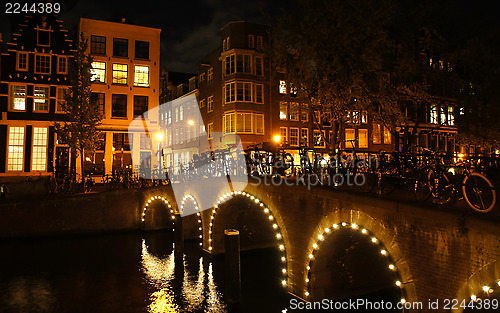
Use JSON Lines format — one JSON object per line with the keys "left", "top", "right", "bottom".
{"left": 280, "top": 127, "right": 287, "bottom": 143}
{"left": 430, "top": 106, "right": 438, "bottom": 124}
{"left": 345, "top": 129, "right": 356, "bottom": 146}
{"left": 223, "top": 113, "right": 235, "bottom": 133}
{"left": 7, "top": 127, "right": 24, "bottom": 171}
{"left": 290, "top": 83, "right": 297, "bottom": 96}
{"left": 208, "top": 123, "right": 213, "bottom": 139}
{"left": 248, "top": 35, "right": 255, "bottom": 48}
{"left": 301, "top": 128, "right": 309, "bottom": 145}
{"left": 32, "top": 127, "right": 48, "bottom": 171}
{"left": 35, "top": 54, "right": 51, "bottom": 74}
{"left": 208, "top": 96, "right": 214, "bottom": 112}
{"left": 255, "top": 57, "right": 263, "bottom": 76}
{"left": 134, "top": 95, "right": 148, "bottom": 118}
{"left": 10, "top": 85, "right": 26, "bottom": 111}
{"left": 91, "top": 35, "right": 106, "bottom": 55}
{"left": 17, "top": 52, "right": 28, "bottom": 71}
{"left": 358, "top": 129, "right": 368, "bottom": 148}
{"left": 255, "top": 114, "right": 264, "bottom": 134}
{"left": 372, "top": 124, "right": 382, "bottom": 144}
{"left": 280, "top": 102, "right": 287, "bottom": 120}
{"left": 57, "top": 87, "right": 68, "bottom": 112}
{"left": 383, "top": 127, "right": 391, "bottom": 144}
{"left": 112, "top": 94, "right": 127, "bottom": 118}
{"left": 113, "top": 64, "right": 128, "bottom": 84}
{"left": 34, "top": 86, "right": 49, "bottom": 111}
{"left": 113, "top": 38, "right": 128, "bottom": 57}
{"left": 179, "top": 105, "right": 184, "bottom": 121}
{"left": 91, "top": 61, "right": 106, "bottom": 83}
{"left": 361, "top": 111, "right": 368, "bottom": 123}
{"left": 352, "top": 111, "right": 360, "bottom": 124}
{"left": 279, "top": 80, "right": 287, "bottom": 94}
{"left": 236, "top": 113, "right": 253, "bottom": 133}
{"left": 134, "top": 65, "right": 149, "bottom": 87}
{"left": 448, "top": 107, "right": 454, "bottom": 126}
{"left": 57, "top": 56, "right": 67, "bottom": 74}
{"left": 290, "top": 128, "right": 299, "bottom": 146}
{"left": 440, "top": 106, "right": 446, "bottom": 125}
{"left": 208, "top": 68, "right": 213, "bottom": 83}
{"left": 199, "top": 99, "right": 206, "bottom": 108}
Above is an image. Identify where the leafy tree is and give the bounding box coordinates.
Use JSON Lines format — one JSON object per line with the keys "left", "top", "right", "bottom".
{"left": 54, "top": 32, "right": 102, "bottom": 187}
{"left": 272, "top": 0, "right": 454, "bottom": 151}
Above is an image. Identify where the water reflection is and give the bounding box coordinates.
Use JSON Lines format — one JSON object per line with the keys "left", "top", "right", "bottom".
{"left": 141, "top": 239, "right": 226, "bottom": 312}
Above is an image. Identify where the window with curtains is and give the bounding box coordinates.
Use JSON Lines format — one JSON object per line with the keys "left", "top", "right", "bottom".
{"left": 32, "top": 127, "right": 48, "bottom": 171}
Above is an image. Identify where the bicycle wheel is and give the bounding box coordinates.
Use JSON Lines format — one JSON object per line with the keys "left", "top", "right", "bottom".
{"left": 414, "top": 167, "right": 433, "bottom": 202}
{"left": 283, "top": 153, "right": 295, "bottom": 178}
{"left": 462, "top": 172, "right": 496, "bottom": 213}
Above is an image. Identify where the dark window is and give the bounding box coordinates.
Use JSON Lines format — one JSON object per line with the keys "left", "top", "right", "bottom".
{"left": 113, "top": 133, "right": 131, "bottom": 151}
{"left": 92, "top": 92, "right": 105, "bottom": 117}
{"left": 38, "top": 30, "right": 50, "bottom": 46}
{"left": 135, "top": 41, "right": 149, "bottom": 59}
{"left": 91, "top": 35, "right": 106, "bottom": 55}
{"left": 134, "top": 95, "right": 148, "bottom": 118}
{"left": 112, "top": 94, "right": 127, "bottom": 118}
{"left": 113, "top": 38, "right": 128, "bottom": 57}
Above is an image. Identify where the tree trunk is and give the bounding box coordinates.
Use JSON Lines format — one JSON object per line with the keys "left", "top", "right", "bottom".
{"left": 330, "top": 120, "right": 341, "bottom": 150}
{"left": 70, "top": 147, "right": 77, "bottom": 180}
{"left": 81, "top": 147, "right": 85, "bottom": 192}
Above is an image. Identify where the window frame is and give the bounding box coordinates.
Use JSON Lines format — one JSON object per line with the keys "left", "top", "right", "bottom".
{"left": 290, "top": 127, "right": 299, "bottom": 146}
{"left": 207, "top": 96, "right": 214, "bottom": 113}
{"left": 33, "top": 85, "right": 50, "bottom": 112}
{"left": 91, "top": 61, "right": 106, "bottom": 83}
{"left": 91, "top": 35, "right": 106, "bottom": 55}
{"left": 16, "top": 52, "right": 29, "bottom": 71}
{"left": 7, "top": 126, "right": 25, "bottom": 172}
{"left": 9, "top": 84, "right": 27, "bottom": 112}
{"left": 56, "top": 87, "right": 68, "bottom": 113}
{"left": 358, "top": 128, "right": 368, "bottom": 148}
{"left": 134, "top": 40, "right": 150, "bottom": 60}
{"left": 133, "top": 65, "right": 150, "bottom": 87}
{"left": 111, "top": 94, "right": 128, "bottom": 118}
{"left": 57, "top": 56, "right": 68, "bottom": 74}
{"left": 112, "top": 63, "right": 128, "bottom": 85}
{"left": 34, "top": 54, "right": 51, "bottom": 75}
{"left": 113, "top": 38, "right": 129, "bottom": 58}
{"left": 37, "top": 29, "right": 51, "bottom": 47}
{"left": 31, "top": 127, "right": 48, "bottom": 171}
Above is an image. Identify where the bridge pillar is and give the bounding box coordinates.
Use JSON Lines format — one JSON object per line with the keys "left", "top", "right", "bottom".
{"left": 174, "top": 214, "right": 184, "bottom": 263}
{"left": 225, "top": 229, "right": 241, "bottom": 306}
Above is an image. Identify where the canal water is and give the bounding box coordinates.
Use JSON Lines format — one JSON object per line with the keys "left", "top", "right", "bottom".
{"left": 0, "top": 231, "right": 290, "bottom": 313}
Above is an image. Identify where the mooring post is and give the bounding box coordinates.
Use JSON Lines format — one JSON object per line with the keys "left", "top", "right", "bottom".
{"left": 174, "top": 213, "right": 184, "bottom": 263}
{"left": 224, "top": 229, "right": 241, "bottom": 306}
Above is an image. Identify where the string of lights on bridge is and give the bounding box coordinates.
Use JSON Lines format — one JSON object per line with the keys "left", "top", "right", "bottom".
{"left": 471, "top": 281, "right": 500, "bottom": 302}
{"left": 304, "top": 221, "right": 407, "bottom": 303}
{"left": 180, "top": 195, "right": 203, "bottom": 246}
{"left": 141, "top": 196, "right": 173, "bottom": 224}
{"left": 208, "top": 191, "right": 289, "bottom": 288}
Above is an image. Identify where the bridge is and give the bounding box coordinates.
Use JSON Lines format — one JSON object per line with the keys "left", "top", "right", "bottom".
{"left": 136, "top": 178, "right": 500, "bottom": 312}
{"left": 1, "top": 178, "right": 499, "bottom": 312}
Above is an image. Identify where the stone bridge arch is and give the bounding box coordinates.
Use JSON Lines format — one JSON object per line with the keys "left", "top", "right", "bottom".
{"left": 205, "top": 190, "right": 291, "bottom": 289}
{"left": 303, "top": 209, "right": 416, "bottom": 304}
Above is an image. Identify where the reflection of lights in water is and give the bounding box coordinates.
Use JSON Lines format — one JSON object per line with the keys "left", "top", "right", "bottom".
{"left": 7, "top": 278, "right": 55, "bottom": 312}
{"left": 141, "top": 240, "right": 175, "bottom": 287}
{"left": 142, "top": 240, "right": 226, "bottom": 312}
{"left": 206, "top": 263, "right": 227, "bottom": 313}
{"left": 149, "top": 289, "right": 179, "bottom": 313}
{"left": 182, "top": 257, "right": 205, "bottom": 311}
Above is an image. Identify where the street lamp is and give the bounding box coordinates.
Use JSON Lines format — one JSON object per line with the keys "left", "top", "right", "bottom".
{"left": 188, "top": 119, "right": 195, "bottom": 126}
{"left": 273, "top": 135, "right": 281, "bottom": 143}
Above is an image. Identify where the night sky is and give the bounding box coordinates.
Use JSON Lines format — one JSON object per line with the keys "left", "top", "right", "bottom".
{"left": 0, "top": 0, "right": 288, "bottom": 73}
{"left": 1, "top": 0, "right": 499, "bottom": 73}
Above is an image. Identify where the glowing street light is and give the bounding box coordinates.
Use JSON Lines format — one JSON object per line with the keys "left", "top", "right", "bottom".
{"left": 188, "top": 120, "right": 195, "bottom": 126}
{"left": 273, "top": 135, "right": 281, "bottom": 143}
{"left": 156, "top": 132, "right": 164, "bottom": 142}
